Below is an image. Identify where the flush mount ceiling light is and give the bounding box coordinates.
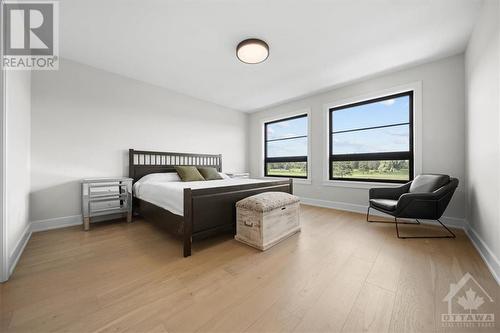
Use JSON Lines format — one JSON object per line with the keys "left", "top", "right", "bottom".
{"left": 236, "top": 38, "right": 269, "bottom": 64}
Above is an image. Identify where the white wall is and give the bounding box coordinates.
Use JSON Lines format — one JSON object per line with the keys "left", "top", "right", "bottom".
{"left": 465, "top": 0, "right": 500, "bottom": 279}
{"left": 0, "top": 62, "right": 4, "bottom": 282}
{"left": 5, "top": 70, "right": 31, "bottom": 270}
{"left": 30, "top": 59, "right": 248, "bottom": 223}
{"left": 248, "top": 54, "right": 466, "bottom": 220}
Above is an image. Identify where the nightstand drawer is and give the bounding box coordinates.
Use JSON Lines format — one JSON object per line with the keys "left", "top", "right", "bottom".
{"left": 89, "top": 184, "right": 127, "bottom": 195}
{"left": 89, "top": 195, "right": 127, "bottom": 202}
{"left": 90, "top": 200, "right": 122, "bottom": 211}
{"left": 90, "top": 206, "right": 129, "bottom": 217}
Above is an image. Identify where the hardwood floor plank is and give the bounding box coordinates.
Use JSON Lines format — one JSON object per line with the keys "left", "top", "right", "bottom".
{"left": 162, "top": 210, "right": 346, "bottom": 333}
{"left": 389, "top": 239, "right": 438, "bottom": 333}
{"left": 341, "top": 282, "right": 396, "bottom": 333}
{"left": 243, "top": 213, "right": 360, "bottom": 333}
{"left": 198, "top": 214, "right": 356, "bottom": 333}
{"left": 366, "top": 234, "right": 405, "bottom": 293}
{"left": 291, "top": 255, "right": 373, "bottom": 332}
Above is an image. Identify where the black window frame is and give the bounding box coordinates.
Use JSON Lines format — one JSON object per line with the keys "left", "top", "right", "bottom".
{"left": 264, "top": 114, "right": 308, "bottom": 179}
{"left": 329, "top": 91, "right": 414, "bottom": 183}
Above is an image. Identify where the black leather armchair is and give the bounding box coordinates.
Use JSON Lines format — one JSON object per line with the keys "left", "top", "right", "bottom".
{"left": 367, "top": 174, "right": 458, "bottom": 238}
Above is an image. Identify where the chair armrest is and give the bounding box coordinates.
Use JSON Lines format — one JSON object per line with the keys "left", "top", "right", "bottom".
{"left": 395, "top": 192, "right": 439, "bottom": 218}
{"left": 369, "top": 182, "right": 411, "bottom": 200}
{"left": 395, "top": 178, "right": 459, "bottom": 218}
{"left": 397, "top": 192, "right": 437, "bottom": 208}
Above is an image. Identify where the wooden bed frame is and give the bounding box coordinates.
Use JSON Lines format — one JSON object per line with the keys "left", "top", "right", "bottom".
{"left": 129, "top": 149, "right": 293, "bottom": 257}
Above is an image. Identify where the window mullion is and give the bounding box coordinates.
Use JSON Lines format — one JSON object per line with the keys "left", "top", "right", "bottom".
{"left": 331, "top": 122, "right": 409, "bottom": 135}
{"left": 266, "top": 134, "right": 307, "bottom": 143}
{"left": 331, "top": 151, "right": 411, "bottom": 162}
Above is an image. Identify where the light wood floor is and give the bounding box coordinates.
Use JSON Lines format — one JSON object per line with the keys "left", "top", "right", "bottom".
{"left": 1, "top": 205, "right": 498, "bottom": 333}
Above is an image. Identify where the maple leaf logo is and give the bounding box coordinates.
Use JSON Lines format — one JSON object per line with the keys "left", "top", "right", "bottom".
{"left": 457, "top": 288, "right": 484, "bottom": 313}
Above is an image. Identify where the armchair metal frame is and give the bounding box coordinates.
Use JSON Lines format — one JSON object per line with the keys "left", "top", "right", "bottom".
{"left": 367, "top": 177, "right": 458, "bottom": 239}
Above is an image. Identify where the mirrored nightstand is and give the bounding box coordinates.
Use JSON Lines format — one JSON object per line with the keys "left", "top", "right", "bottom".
{"left": 81, "top": 177, "right": 133, "bottom": 231}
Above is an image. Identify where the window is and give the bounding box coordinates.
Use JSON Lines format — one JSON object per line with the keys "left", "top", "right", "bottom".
{"left": 264, "top": 114, "right": 308, "bottom": 178}
{"left": 329, "top": 91, "right": 413, "bottom": 183}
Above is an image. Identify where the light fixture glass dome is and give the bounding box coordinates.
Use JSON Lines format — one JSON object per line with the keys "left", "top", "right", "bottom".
{"left": 236, "top": 39, "right": 269, "bottom": 64}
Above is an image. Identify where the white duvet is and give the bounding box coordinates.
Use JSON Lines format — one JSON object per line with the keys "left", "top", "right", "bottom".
{"left": 133, "top": 174, "right": 275, "bottom": 216}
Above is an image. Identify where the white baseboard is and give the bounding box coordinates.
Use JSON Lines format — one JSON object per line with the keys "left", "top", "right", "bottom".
{"left": 299, "top": 196, "right": 498, "bottom": 285}
{"left": 299, "top": 196, "right": 466, "bottom": 227}
{"left": 440, "top": 216, "right": 468, "bottom": 229}
{"left": 8, "top": 223, "right": 32, "bottom": 276}
{"left": 29, "top": 213, "right": 127, "bottom": 233}
{"left": 463, "top": 223, "right": 500, "bottom": 285}
{"left": 30, "top": 215, "right": 82, "bottom": 232}
{"left": 300, "top": 197, "right": 369, "bottom": 215}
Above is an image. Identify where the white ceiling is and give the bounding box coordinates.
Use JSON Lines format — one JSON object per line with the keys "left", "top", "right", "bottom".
{"left": 59, "top": 0, "right": 483, "bottom": 112}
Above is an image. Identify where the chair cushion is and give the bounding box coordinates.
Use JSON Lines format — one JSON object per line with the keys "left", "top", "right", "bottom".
{"left": 370, "top": 199, "right": 398, "bottom": 211}
{"left": 409, "top": 174, "right": 450, "bottom": 193}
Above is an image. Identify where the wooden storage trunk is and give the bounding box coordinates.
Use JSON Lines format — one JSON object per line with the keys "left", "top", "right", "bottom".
{"left": 235, "top": 192, "right": 300, "bottom": 251}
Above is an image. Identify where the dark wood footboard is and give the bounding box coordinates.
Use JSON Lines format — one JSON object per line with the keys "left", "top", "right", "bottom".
{"left": 182, "top": 179, "right": 293, "bottom": 257}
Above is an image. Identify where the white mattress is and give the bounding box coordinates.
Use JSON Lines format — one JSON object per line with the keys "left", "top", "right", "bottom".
{"left": 134, "top": 178, "right": 276, "bottom": 216}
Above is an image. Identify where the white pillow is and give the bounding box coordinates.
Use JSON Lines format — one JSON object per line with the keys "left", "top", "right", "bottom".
{"left": 137, "top": 172, "right": 181, "bottom": 183}
{"left": 219, "top": 172, "right": 230, "bottom": 179}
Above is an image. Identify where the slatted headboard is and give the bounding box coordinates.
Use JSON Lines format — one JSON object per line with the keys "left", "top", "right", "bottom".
{"left": 129, "top": 149, "right": 222, "bottom": 183}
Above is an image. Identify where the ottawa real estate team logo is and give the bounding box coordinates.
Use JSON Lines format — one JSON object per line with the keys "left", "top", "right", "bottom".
{"left": 2, "top": 0, "right": 59, "bottom": 70}
{"left": 442, "top": 272, "right": 496, "bottom": 329}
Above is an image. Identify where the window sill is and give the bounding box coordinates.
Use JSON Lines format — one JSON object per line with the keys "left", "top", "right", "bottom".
{"left": 261, "top": 176, "right": 312, "bottom": 185}
{"left": 322, "top": 180, "right": 403, "bottom": 189}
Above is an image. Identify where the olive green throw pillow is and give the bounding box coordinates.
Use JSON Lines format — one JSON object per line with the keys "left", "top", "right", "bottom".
{"left": 197, "top": 167, "right": 223, "bottom": 180}
{"left": 175, "top": 166, "right": 205, "bottom": 182}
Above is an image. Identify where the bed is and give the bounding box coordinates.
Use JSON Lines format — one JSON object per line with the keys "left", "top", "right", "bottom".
{"left": 129, "top": 149, "right": 293, "bottom": 257}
